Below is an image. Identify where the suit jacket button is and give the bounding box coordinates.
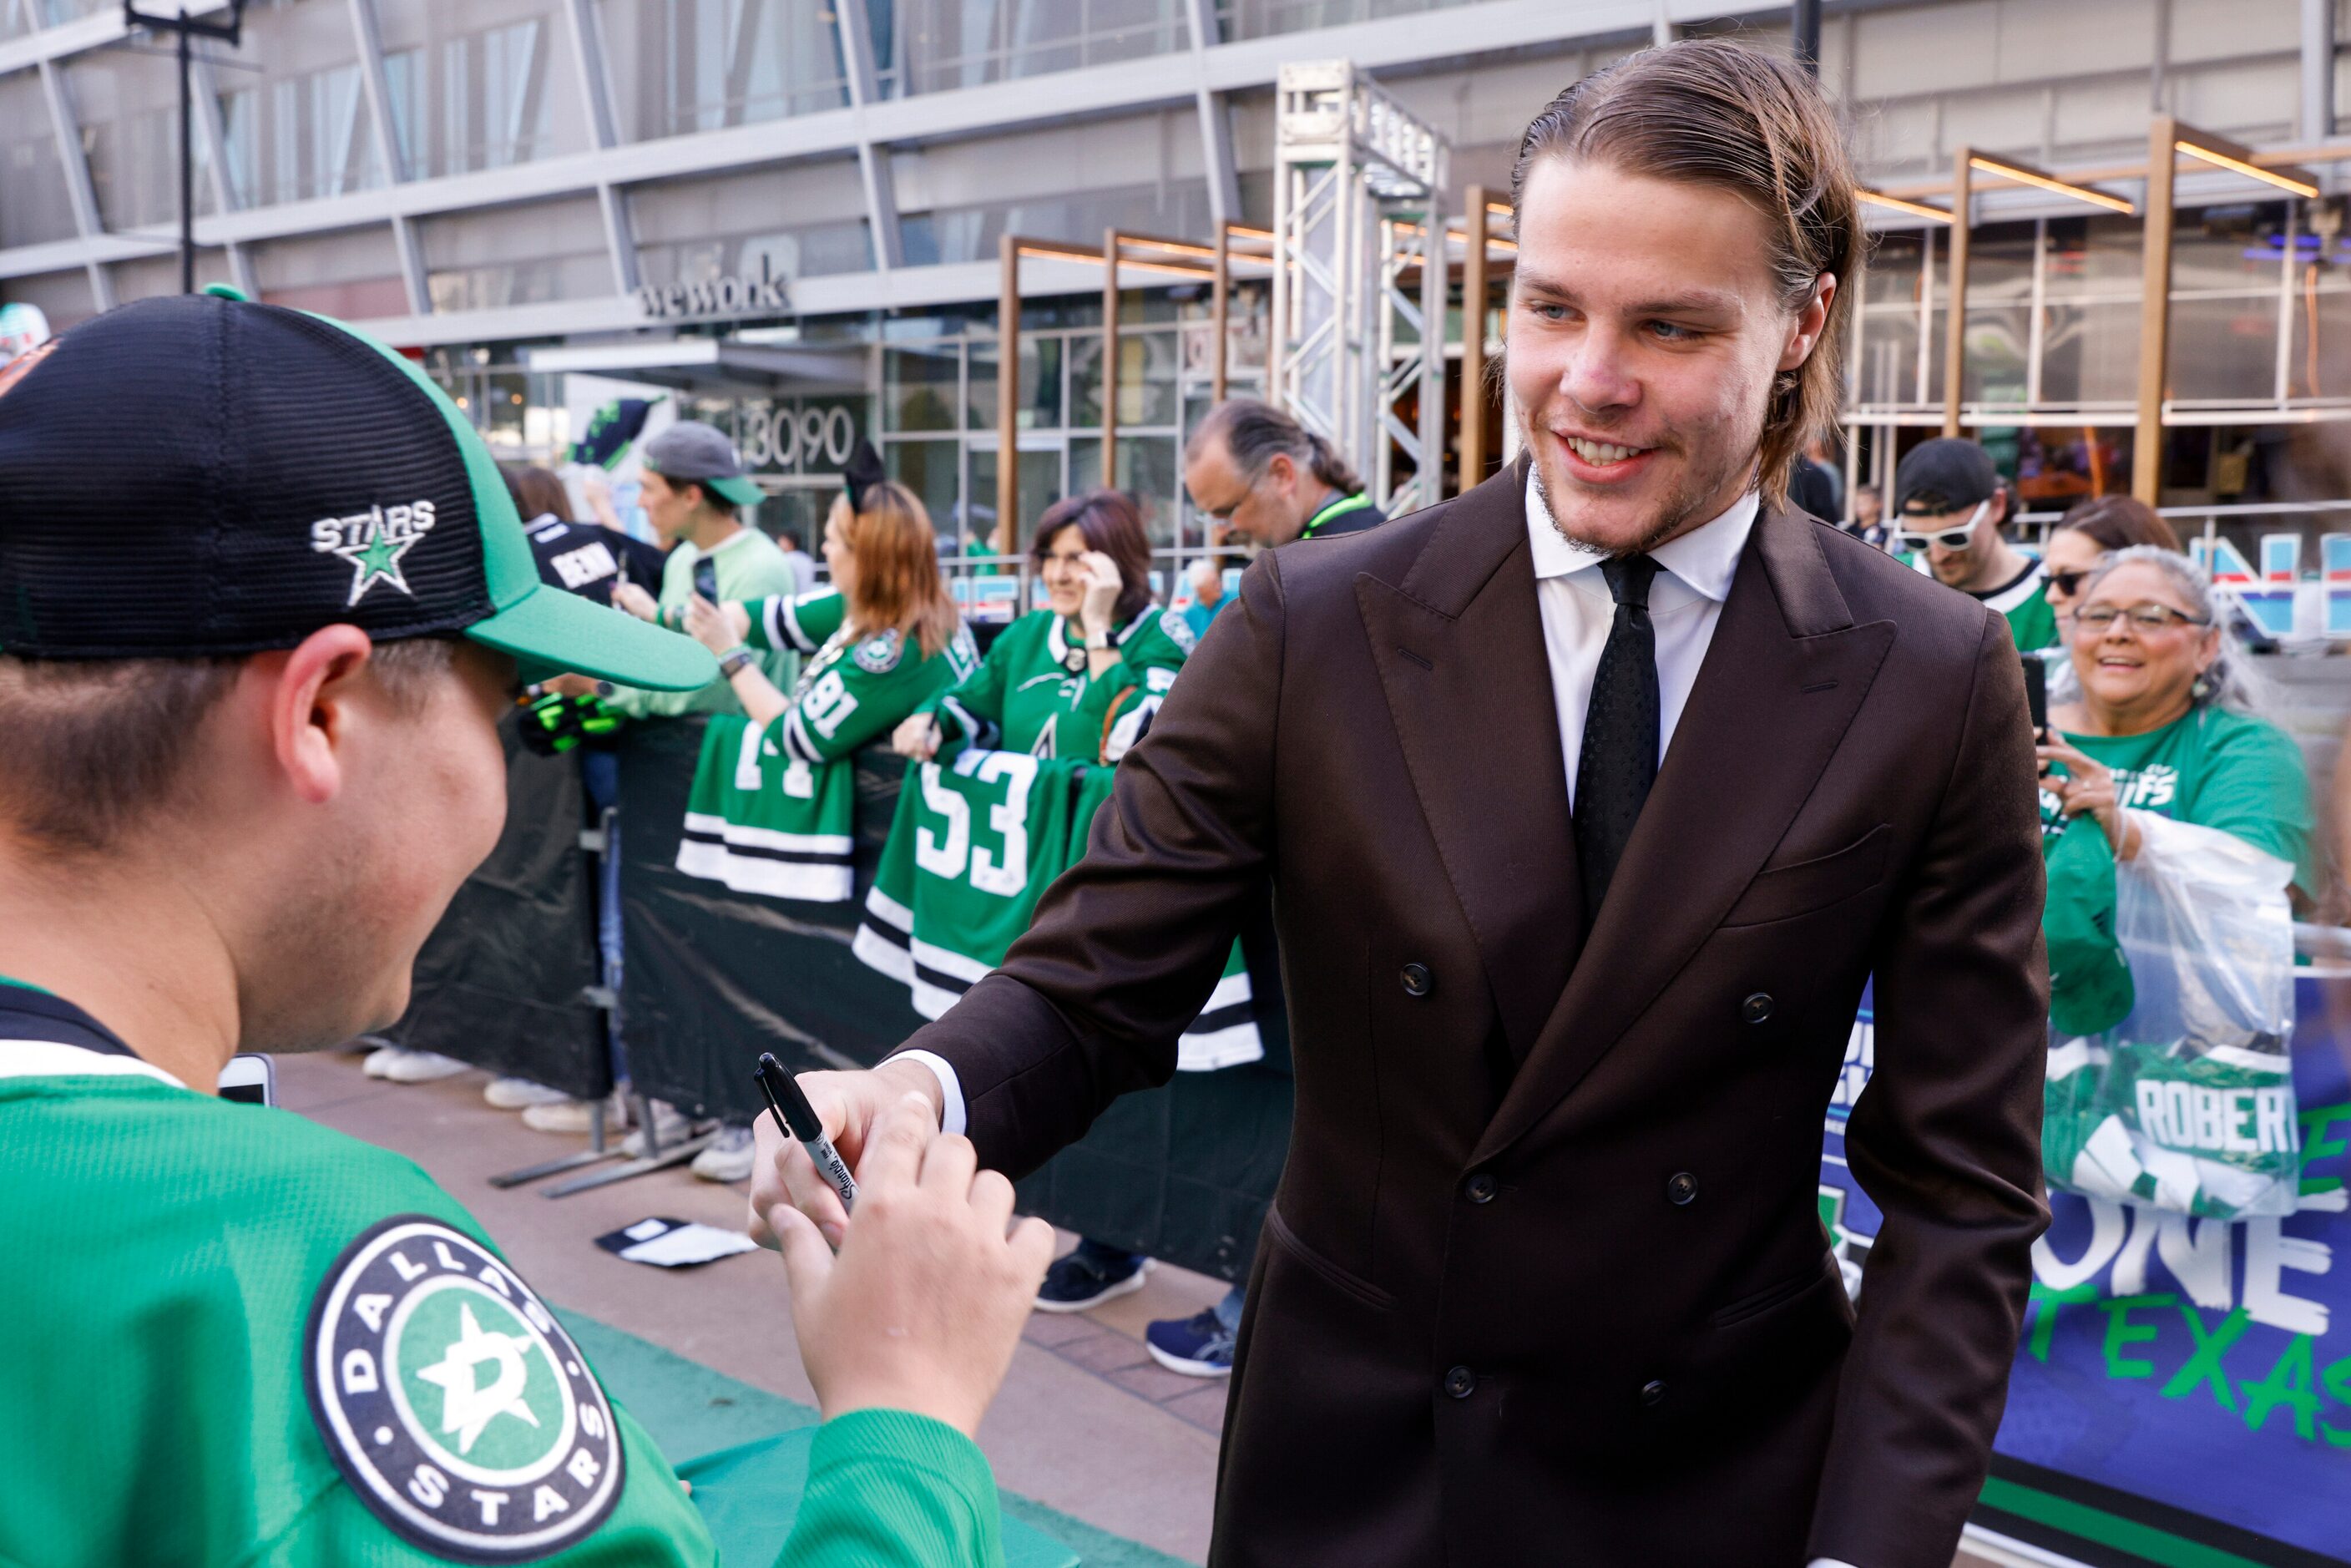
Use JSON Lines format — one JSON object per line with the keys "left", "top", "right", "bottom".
{"left": 1741, "top": 991, "right": 1774, "bottom": 1024}
{"left": 1666, "top": 1172, "right": 1697, "bottom": 1206}
{"left": 1640, "top": 1378, "right": 1668, "bottom": 1407}
{"left": 1400, "top": 963, "right": 1432, "bottom": 998}
{"left": 1443, "top": 1366, "right": 1477, "bottom": 1399}
{"left": 1464, "top": 1173, "right": 1498, "bottom": 1204}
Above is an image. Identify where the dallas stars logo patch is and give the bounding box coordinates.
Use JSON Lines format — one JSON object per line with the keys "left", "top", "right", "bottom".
{"left": 305, "top": 1216, "right": 624, "bottom": 1561}
{"left": 311, "top": 500, "right": 438, "bottom": 607}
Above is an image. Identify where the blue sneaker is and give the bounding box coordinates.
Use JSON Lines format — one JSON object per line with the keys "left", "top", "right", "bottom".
{"left": 1145, "top": 1308, "right": 1236, "bottom": 1377}
{"left": 1034, "top": 1245, "right": 1150, "bottom": 1313}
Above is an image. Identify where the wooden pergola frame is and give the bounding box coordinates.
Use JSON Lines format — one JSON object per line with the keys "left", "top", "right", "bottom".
{"left": 1882, "top": 127, "right": 2339, "bottom": 504}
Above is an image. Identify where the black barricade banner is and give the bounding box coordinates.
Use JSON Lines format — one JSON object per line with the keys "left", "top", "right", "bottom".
{"left": 605, "top": 714, "right": 1293, "bottom": 1279}
{"left": 614, "top": 716, "right": 924, "bottom": 1120}
{"left": 387, "top": 714, "right": 610, "bottom": 1101}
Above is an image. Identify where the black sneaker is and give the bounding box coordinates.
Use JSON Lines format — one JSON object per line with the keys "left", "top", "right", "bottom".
{"left": 1034, "top": 1247, "right": 1150, "bottom": 1313}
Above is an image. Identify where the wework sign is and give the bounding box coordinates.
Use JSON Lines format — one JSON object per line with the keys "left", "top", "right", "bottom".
{"left": 636, "top": 255, "right": 791, "bottom": 320}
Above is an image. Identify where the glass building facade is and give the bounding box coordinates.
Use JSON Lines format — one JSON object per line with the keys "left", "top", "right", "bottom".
{"left": 2, "top": 0, "right": 2345, "bottom": 552}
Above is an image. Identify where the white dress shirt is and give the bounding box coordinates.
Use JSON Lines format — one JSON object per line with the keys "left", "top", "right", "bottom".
{"left": 1527, "top": 474, "right": 1759, "bottom": 807}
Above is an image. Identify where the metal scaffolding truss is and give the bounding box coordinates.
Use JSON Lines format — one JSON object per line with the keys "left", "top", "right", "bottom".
{"left": 1269, "top": 60, "right": 1448, "bottom": 518}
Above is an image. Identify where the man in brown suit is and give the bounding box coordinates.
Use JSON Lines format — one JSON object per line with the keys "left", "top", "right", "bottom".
{"left": 754, "top": 39, "right": 2048, "bottom": 1568}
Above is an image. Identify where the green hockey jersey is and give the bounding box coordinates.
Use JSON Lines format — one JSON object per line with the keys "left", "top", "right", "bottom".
{"left": 0, "top": 984, "right": 715, "bottom": 1568}
{"left": 852, "top": 752, "right": 1260, "bottom": 1070}
{"left": 677, "top": 590, "right": 978, "bottom": 903}
{"left": 2037, "top": 706, "right": 2313, "bottom": 1220}
{"left": 930, "top": 607, "right": 1193, "bottom": 764}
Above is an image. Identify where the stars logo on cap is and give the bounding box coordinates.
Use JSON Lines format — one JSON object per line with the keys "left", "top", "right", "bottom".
{"left": 311, "top": 500, "right": 439, "bottom": 608}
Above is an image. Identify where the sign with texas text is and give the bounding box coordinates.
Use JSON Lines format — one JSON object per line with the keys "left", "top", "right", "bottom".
{"left": 1820, "top": 977, "right": 2351, "bottom": 1565}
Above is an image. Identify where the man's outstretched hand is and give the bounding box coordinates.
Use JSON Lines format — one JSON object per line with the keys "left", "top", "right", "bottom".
{"left": 748, "top": 1059, "right": 944, "bottom": 1250}
{"left": 763, "top": 1092, "right": 1054, "bottom": 1437}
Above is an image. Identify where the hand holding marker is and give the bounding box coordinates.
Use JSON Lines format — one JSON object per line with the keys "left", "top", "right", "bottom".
{"left": 756, "top": 1053, "right": 859, "bottom": 1212}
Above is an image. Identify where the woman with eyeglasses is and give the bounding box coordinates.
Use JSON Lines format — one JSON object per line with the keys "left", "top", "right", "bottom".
{"left": 2037, "top": 545, "right": 2314, "bottom": 903}
{"left": 2040, "top": 495, "right": 2184, "bottom": 630}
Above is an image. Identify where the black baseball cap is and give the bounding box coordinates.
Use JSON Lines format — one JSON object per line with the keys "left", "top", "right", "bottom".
{"left": 1893, "top": 438, "right": 2000, "bottom": 517}
{"left": 0, "top": 291, "right": 714, "bottom": 690}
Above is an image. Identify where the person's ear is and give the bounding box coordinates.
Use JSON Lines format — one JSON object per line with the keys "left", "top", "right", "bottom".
{"left": 1777, "top": 272, "right": 1837, "bottom": 372}
{"left": 263, "top": 625, "right": 377, "bottom": 807}
{"left": 1266, "top": 453, "right": 1294, "bottom": 493}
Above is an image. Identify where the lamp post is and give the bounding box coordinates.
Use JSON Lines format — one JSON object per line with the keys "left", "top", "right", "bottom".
{"left": 120, "top": 2, "right": 248, "bottom": 296}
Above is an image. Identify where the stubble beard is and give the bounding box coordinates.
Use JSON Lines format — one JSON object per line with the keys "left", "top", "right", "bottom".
{"left": 1520, "top": 402, "right": 1759, "bottom": 559}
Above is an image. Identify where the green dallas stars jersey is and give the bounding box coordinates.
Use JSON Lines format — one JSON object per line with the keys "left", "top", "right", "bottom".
{"left": 1979, "top": 556, "right": 2058, "bottom": 650}
{"left": 1899, "top": 550, "right": 2059, "bottom": 650}
{"left": 2036, "top": 706, "right": 2315, "bottom": 1220}
{"left": 0, "top": 1040, "right": 712, "bottom": 1566}
{"left": 676, "top": 590, "right": 978, "bottom": 902}
{"left": 852, "top": 754, "right": 1260, "bottom": 1070}
{"left": 928, "top": 607, "right": 1194, "bottom": 765}
{"left": 0, "top": 991, "right": 1015, "bottom": 1568}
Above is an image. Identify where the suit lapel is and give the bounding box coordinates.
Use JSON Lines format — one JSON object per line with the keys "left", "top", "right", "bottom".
{"left": 1357, "top": 461, "right": 1582, "bottom": 1065}
{"left": 1472, "top": 507, "right": 1896, "bottom": 1165}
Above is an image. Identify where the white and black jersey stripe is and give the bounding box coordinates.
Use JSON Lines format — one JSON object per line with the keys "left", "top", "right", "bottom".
{"left": 940, "top": 692, "right": 999, "bottom": 751}
{"left": 676, "top": 812, "right": 855, "bottom": 903}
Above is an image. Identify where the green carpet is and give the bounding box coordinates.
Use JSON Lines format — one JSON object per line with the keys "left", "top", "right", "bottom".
{"left": 558, "top": 1308, "right": 1197, "bottom": 1568}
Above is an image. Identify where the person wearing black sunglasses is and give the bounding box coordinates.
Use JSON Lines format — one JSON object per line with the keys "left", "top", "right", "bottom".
{"left": 2041, "top": 493, "right": 2184, "bottom": 632}
{"left": 1890, "top": 437, "right": 2058, "bottom": 650}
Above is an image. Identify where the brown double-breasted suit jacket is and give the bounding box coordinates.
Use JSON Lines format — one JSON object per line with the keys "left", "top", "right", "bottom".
{"left": 902, "top": 459, "right": 2050, "bottom": 1567}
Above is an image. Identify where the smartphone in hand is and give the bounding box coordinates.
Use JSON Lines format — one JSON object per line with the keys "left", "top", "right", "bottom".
{"left": 2022, "top": 652, "right": 2048, "bottom": 741}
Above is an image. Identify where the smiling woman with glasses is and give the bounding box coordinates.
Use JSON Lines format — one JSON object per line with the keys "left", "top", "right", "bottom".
{"left": 2036, "top": 546, "right": 2314, "bottom": 903}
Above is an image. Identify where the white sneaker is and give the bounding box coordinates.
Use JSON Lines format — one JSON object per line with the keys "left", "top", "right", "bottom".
{"left": 690, "top": 1124, "right": 756, "bottom": 1182}
{"left": 370, "top": 1049, "right": 471, "bottom": 1084}
{"left": 484, "top": 1076, "right": 570, "bottom": 1110}
{"left": 523, "top": 1093, "right": 628, "bottom": 1136}
{"left": 620, "top": 1101, "right": 705, "bottom": 1157}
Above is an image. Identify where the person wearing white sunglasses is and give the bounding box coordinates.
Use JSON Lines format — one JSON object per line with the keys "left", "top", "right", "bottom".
{"left": 1888, "top": 437, "right": 2059, "bottom": 650}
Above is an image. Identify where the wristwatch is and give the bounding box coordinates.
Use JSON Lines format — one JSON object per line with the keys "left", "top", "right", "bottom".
{"left": 717, "top": 645, "right": 756, "bottom": 678}
{"left": 1084, "top": 630, "right": 1112, "bottom": 651}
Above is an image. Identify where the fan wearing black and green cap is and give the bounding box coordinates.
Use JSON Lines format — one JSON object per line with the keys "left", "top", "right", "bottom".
{"left": 0, "top": 293, "right": 1049, "bottom": 1568}
{"left": 566, "top": 419, "right": 802, "bottom": 719}
{"left": 1889, "top": 437, "right": 2059, "bottom": 651}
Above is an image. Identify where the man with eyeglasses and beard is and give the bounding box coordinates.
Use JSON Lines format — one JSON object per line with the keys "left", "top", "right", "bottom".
{"left": 1891, "top": 437, "right": 2059, "bottom": 651}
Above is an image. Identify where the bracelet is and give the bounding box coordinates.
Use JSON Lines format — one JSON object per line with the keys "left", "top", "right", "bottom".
{"left": 716, "top": 645, "right": 756, "bottom": 677}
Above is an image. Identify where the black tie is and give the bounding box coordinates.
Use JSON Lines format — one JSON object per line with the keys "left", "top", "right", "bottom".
{"left": 1575, "top": 554, "right": 1661, "bottom": 917}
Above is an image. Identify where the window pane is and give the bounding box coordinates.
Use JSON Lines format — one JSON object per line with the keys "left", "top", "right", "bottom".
{"left": 601, "top": 0, "right": 849, "bottom": 140}
{"left": 884, "top": 346, "right": 960, "bottom": 432}
{"left": 1210, "top": 0, "right": 1481, "bottom": 44}
{"left": 878, "top": 0, "right": 1187, "bottom": 97}
{"left": 885, "top": 438, "right": 961, "bottom": 537}
{"left": 2038, "top": 301, "right": 2141, "bottom": 407}
{"left": 214, "top": 0, "right": 385, "bottom": 206}
{"left": 2042, "top": 214, "right": 2144, "bottom": 301}
{"left": 2168, "top": 292, "right": 2281, "bottom": 403}
{"left": 1960, "top": 304, "right": 2031, "bottom": 407}
{"left": 1118, "top": 435, "right": 1179, "bottom": 549}
{"left": 68, "top": 50, "right": 223, "bottom": 231}
{"left": 377, "top": 1, "right": 594, "bottom": 179}
{"left": 1855, "top": 308, "right": 1924, "bottom": 407}
{"left": 968, "top": 336, "right": 1062, "bottom": 431}
{"left": 0, "top": 74, "right": 77, "bottom": 247}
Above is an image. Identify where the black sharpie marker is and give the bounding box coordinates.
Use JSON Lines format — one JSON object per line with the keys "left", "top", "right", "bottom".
{"left": 754, "top": 1052, "right": 857, "bottom": 1211}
